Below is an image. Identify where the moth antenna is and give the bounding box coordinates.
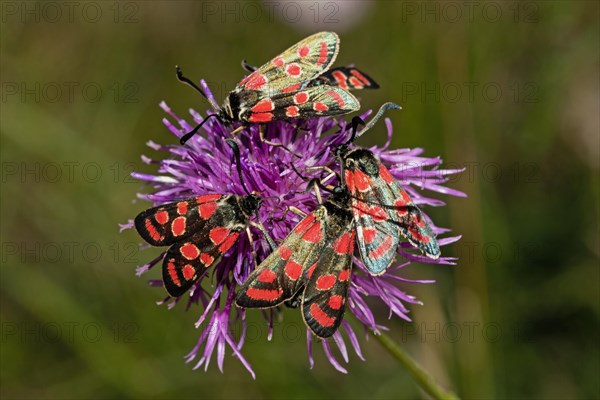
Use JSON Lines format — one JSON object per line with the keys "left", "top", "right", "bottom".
{"left": 354, "top": 102, "right": 402, "bottom": 139}
{"left": 180, "top": 114, "right": 221, "bottom": 145}
{"left": 175, "top": 65, "right": 220, "bottom": 110}
{"left": 241, "top": 59, "right": 257, "bottom": 72}
{"left": 225, "top": 138, "right": 252, "bottom": 196}
{"left": 345, "top": 116, "right": 366, "bottom": 145}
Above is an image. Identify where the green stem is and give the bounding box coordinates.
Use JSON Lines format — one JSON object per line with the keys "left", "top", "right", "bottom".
{"left": 371, "top": 331, "right": 460, "bottom": 400}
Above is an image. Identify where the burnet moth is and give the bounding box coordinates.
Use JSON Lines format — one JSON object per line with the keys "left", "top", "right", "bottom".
{"left": 236, "top": 185, "right": 356, "bottom": 339}
{"left": 134, "top": 140, "right": 273, "bottom": 297}
{"left": 241, "top": 60, "right": 379, "bottom": 91}
{"left": 176, "top": 31, "right": 378, "bottom": 144}
{"left": 336, "top": 104, "right": 441, "bottom": 275}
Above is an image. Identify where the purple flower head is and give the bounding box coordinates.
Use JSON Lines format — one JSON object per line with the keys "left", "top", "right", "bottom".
{"left": 123, "top": 80, "right": 465, "bottom": 377}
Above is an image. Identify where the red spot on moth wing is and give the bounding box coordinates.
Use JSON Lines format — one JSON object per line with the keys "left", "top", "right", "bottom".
{"left": 294, "top": 214, "right": 316, "bottom": 234}
{"left": 309, "top": 303, "right": 335, "bottom": 327}
{"left": 242, "top": 72, "right": 267, "bottom": 90}
{"left": 316, "top": 274, "right": 336, "bottom": 291}
{"left": 353, "top": 169, "right": 371, "bottom": 192}
{"left": 413, "top": 213, "right": 426, "bottom": 228}
{"left": 302, "top": 220, "right": 323, "bottom": 243}
{"left": 284, "top": 259, "right": 303, "bottom": 281}
{"left": 180, "top": 243, "right": 200, "bottom": 260}
{"left": 251, "top": 99, "right": 274, "bottom": 113}
{"left": 298, "top": 45, "right": 310, "bottom": 58}
{"left": 246, "top": 287, "right": 283, "bottom": 301}
{"left": 333, "top": 232, "right": 354, "bottom": 255}
{"left": 209, "top": 227, "right": 230, "bottom": 245}
{"left": 155, "top": 210, "right": 169, "bottom": 224}
{"left": 198, "top": 202, "right": 218, "bottom": 219}
{"left": 362, "top": 227, "right": 377, "bottom": 244}
{"left": 338, "top": 269, "right": 350, "bottom": 282}
{"left": 285, "top": 106, "right": 299, "bottom": 118}
{"left": 171, "top": 216, "right": 187, "bottom": 236}
{"left": 307, "top": 262, "right": 317, "bottom": 279}
{"left": 313, "top": 102, "right": 329, "bottom": 112}
{"left": 394, "top": 198, "right": 409, "bottom": 217}
{"left": 167, "top": 259, "right": 181, "bottom": 287}
{"left": 396, "top": 190, "right": 413, "bottom": 206}
{"left": 182, "top": 264, "right": 196, "bottom": 281}
{"left": 326, "top": 90, "right": 345, "bottom": 108}
{"left": 248, "top": 112, "right": 274, "bottom": 123}
{"left": 199, "top": 253, "right": 214, "bottom": 266}
{"left": 177, "top": 202, "right": 188, "bottom": 215}
{"left": 379, "top": 164, "right": 394, "bottom": 184}
{"left": 328, "top": 295, "right": 344, "bottom": 310}
{"left": 369, "top": 206, "right": 387, "bottom": 222}
{"left": 281, "top": 83, "right": 301, "bottom": 93}
{"left": 369, "top": 235, "right": 394, "bottom": 259}
{"left": 145, "top": 220, "right": 163, "bottom": 242}
{"left": 344, "top": 170, "right": 355, "bottom": 193}
{"left": 316, "top": 41, "right": 329, "bottom": 65}
{"left": 197, "top": 194, "right": 222, "bottom": 204}
{"left": 258, "top": 269, "right": 277, "bottom": 283}
{"left": 278, "top": 245, "right": 292, "bottom": 260}
{"left": 348, "top": 76, "right": 364, "bottom": 89}
{"left": 218, "top": 232, "right": 239, "bottom": 252}
{"left": 408, "top": 227, "right": 429, "bottom": 244}
{"left": 286, "top": 63, "right": 302, "bottom": 77}
{"left": 350, "top": 69, "right": 372, "bottom": 86}
{"left": 294, "top": 92, "right": 309, "bottom": 104}
{"left": 332, "top": 70, "right": 349, "bottom": 89}
{"left": 272, "top": 56, "right": 285, "bottom": 67}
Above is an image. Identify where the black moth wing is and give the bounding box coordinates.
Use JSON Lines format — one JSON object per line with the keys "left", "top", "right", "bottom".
{"left": 311, "top": 66, "right": 380, "bottom": 90}
{"left": 301, "top": 202, "right": 355, "bottom": 338}
{"left": 235, "top": 206, "right": 330, "bottom": 308}
{"left": 136, "top": 194, "right": 249, "bottom": 297}
{"left": 134, "top": 194, "right": 225, "bottom": 246}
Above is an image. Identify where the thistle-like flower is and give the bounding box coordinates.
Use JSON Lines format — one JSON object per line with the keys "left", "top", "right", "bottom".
{"left": 122, "top": 81, "right": 465, "bottom": 377}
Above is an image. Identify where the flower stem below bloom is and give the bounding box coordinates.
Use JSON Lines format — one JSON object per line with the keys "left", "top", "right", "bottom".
{"left": 371, "top": 331, "right": 460, "bottom": 400}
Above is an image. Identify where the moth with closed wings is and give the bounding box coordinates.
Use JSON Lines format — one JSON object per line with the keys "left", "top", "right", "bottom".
{"left": 176, "top": 31, "right": 378, "bottom": 144}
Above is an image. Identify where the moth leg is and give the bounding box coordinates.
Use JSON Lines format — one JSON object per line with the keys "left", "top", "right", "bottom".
{"left": 288, "top": 206, "right": 307, "bottom": 217}
{"left": 245, "top": 226, "right": 260, "bottom": 269}
{"left": 248, "top": 220, "right": 277, "bottom": 251}
{"left": 229, "top": 126, "right": 244, "bottom": 137}
{"left": 258, "top": 124, "right": 301, "bottom": 158}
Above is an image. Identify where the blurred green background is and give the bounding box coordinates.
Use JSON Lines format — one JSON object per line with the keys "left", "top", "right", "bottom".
{"left": 1, "top": 1, "right": 598, "bottom": 398}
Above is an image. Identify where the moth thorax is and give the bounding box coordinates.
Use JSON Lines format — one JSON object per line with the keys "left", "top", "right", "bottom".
{"left": 240, "top": 194, "right": 261, "bottom": 215}
{"left": 349, "top": 149, "right": 379, "bottom": 176}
